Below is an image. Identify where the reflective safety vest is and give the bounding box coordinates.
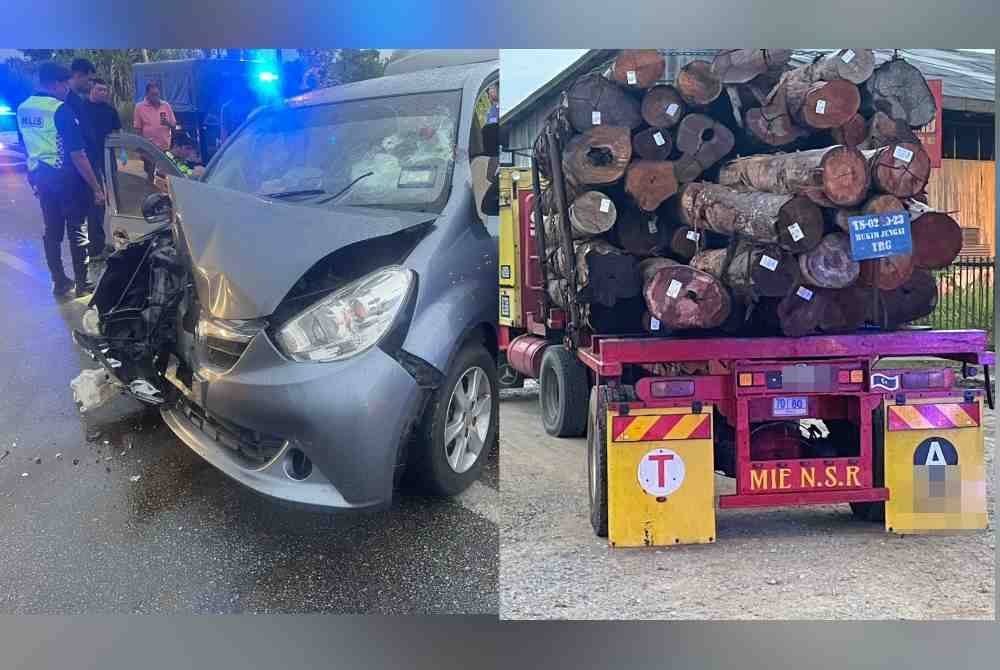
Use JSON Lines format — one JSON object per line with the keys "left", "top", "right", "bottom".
{"left": 17, "top": 95, "right": 64, "bottom": 172}
{"left": 164, "top": 151, "right": 194, "bottom": 177}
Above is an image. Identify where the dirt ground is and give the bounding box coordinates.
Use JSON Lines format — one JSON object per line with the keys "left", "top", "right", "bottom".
{"left": 499, "top": 382, "right": 995, "bottom": 620}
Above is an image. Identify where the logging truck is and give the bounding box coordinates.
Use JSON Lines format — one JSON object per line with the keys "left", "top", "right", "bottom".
{"left": 498, "top": 145, "right": 992, "bottom": 548}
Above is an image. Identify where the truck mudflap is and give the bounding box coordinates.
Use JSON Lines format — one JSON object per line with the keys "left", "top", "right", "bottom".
{"left": 883, "top": 395, "right": 988, "bottom": 533}
{"left": 606, "top": 402, "right": 716, "bottom": 547}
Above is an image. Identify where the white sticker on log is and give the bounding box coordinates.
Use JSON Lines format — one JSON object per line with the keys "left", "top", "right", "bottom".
{"left": 648, "top": 219, "right": 659, "bottom": 234}
{"left": 815, "top": 99, "right": 827, "bottom": 115}
{"left": 650, "top": 317, "right": 661, "bottom": 331}
{"left": 893, "top": 145, "right": 915, "bottom": 163}
{"left": 653, "top": 131, "right": 665, "bottom": 146}
{"left": 759, "top": 255, "right": 779, "bottom": 271}
{"left": 841, "top": 49, "right": 856, "bottom": 64}
{"left": 599, "top": 198, "right": 611, "bottom": 213}
{"left": 592, "top": 111, "right": 602, "bottom": 125}
{"left": 796, "top": 286, "right": 814, "bottom": 301}
{"left": 686, "top": 230, "right": 701, "bottom": 242}
{"left": 666, "top": 103, "right": 679, "bottom": 117}
{"left": 666, "top": 279, "right": 683, "bottom": 299}
{"left": 788, "top": 223, "right": 805, "bottom": 242}
{"left": 627, "top": 70, "right": 638, "bottom": 85}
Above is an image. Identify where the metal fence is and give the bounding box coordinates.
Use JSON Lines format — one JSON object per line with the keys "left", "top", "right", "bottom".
{"left": 912, "top": 256, "right": 995, "bottom": 336}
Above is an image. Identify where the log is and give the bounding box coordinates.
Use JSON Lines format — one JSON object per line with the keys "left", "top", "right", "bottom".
{"left": 717, "top": 144, "right": 869, "bottom": 207}
{"left": 641, "top": 85, "right": 686, "bottom": 129}
{"left": 744, "top": 82, "right": 808, "bottom": 147}
{"left": 820, "top": 286, "right": 870, "bottom": 333}
{"left": 640, "top": 257, "right": 732, "bottom": 330}
{"left": 532, "top": 106, "right": 574, "bottom": 179}
{"left": 565, "top": 73, "right": 643, "bottom": 133}
{"left": 777, "top": 287, "right": 830, "bottom": 336}
{"left": 798, "top": 232, "right": 860, "bottom": 288}
{"left": 574, "top": 239, "right": 642, "bottom": 307}
{"left": 665, "top": 224, "right": 701, "bottom": 261}
{"left": 785, "top": 77, "right": 861, "bottom": 130}
{"left": 864, "top": 141, "right": 931, "bottom": 198}
{"left": 631, "top": 126, "right": 673, "bottom": 161}
{"left": 690, "top": 243, "right": 800, "bottom": 298}
{"left": 831, "top": 113, "right": 867, "bottom": 147}
{"left": 674, "top": 113, "right": 736, "bottom": 182}
{"left": 614, "top": 206, "right": 667, "bottom": 257}
{"left": 877, "top": 269, "right": 938, "bottom": 329}
{"left": 808, "top": 49, "right": 876, "bottom": 85}
{"left": 851, "top": 194, "right": 915, "bottom": 291}
{"left": 625, "top": 160, "right": 679, "bottom": 211}
{"left": 863, "top": 110, "right": 918, "bottom": 149}
{"left": 676, "top": 60, "right": 723, "bottom": 106}
{"left": 611, "top": 50, "right": 665, "bottom": 89}
{"left": 679, "top": 182, "right": 824, "bottom": 253}
{"left": 712, "top": 49, "right": 792, "bottom": 84}
{"left": 562, "top": 126, "right": 633, "bottom": 186}
{"left": 568, "top": 191, "right": 618, "bottom": 239}
{"left": 907, "top": 200, "right": 963, "bottom": 269}
{"left": 864, "top": 58, "right": 936, "bottom": 127}
{"left": 587, "top": 296, "right": 648, "bottom": 334}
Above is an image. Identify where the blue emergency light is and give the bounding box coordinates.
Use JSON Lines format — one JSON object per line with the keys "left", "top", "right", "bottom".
{"left": 258, "top": 71, "right": 280, "bottom": 83}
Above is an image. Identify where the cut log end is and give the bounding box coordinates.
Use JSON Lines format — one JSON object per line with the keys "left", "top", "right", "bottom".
{"left": 643, "top": 263, "right": 732, "bottom": 330}
{"left": 612, "top": 50, "right": 666, "bottom": 89}
{"left": 869, "top": 142, "right": 931, "bottom": 198}
{"left": 798, "top": 79, "right": 861, "bottom": 129}
{"left": 831, "top": 113, "right": 867, "bottom": 147}
{"left": 911, "top": 211, "right": 962, "bottom": 270}
{"left": 776, "top": 196, "right": 825, "bottom": 252}
{"left": 676, "top": 60, "right": 723, "bottom": 106}
{"left": 819, "top": 144, "right": 870, "bottom": 207}
{"left": 565, "top": 73, "right": 643, "bottom": 133}
{"left": 632, "top": 127, "right": 674, "bottom": 161}
{"left": 562, "top": 126, "right": 633, "bottom": 186}
{"left": 568, "top": 191, "right": 618, "bottom": 239}
{"left": 625, "top": 160, "right": 679, "bottom": 212}
{"left": 799, "top": 232, "right": 860, "bottom": 289}
{"left": 641, "top": 85, "right": 686, "bottom": 128}
{"left": 674, "top": 114, "right": 736, "bottom": 182}
{"left": 859, "top": 254, "right": 915, "bottom": 291}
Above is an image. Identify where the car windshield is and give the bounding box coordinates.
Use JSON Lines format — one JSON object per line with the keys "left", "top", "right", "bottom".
{"left": 206, "top": 90, "right": 462, "bottom": 212}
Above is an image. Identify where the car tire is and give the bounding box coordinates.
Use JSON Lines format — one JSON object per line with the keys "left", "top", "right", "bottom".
{"left": 587, "top": 386, "right": 609, "bottom": 537}
{"left": 850, "top": 408, "right": 886, "bottom": 523}
{"left": 410, "top": 339, "right": 498, "bottom": 497}
{"left": 539, "top": 345, "right": 590, "bottom": 437}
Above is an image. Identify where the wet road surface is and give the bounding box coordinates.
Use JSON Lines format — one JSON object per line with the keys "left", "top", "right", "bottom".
{"left": 0, "top": 172, "right": 498, "bottom": 614}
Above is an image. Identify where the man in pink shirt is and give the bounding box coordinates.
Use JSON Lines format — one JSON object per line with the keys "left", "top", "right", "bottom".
{"left": 132, "top": 82, "right": 176, "bottom": 151}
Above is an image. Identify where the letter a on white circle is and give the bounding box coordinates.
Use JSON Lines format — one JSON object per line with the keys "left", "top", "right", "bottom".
{"left": 925, "top": 441, "right": 946, "bottom": 466}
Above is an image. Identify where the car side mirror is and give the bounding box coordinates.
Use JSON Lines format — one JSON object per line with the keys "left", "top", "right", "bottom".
{"left": 470, "top": 155, "right": 499, "bottom": 220}
{"left": 142, "top": 192, "right": 173, "bottom": 225}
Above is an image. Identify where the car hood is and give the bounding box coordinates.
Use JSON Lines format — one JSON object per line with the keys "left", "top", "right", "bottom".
{"left": 169, "top": 177, "right": 436, "bottom": 320}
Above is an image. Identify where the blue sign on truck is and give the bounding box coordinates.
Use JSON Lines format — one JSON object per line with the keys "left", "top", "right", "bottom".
{"left": 847, "top": 210, "right": 913, "bottom": 261}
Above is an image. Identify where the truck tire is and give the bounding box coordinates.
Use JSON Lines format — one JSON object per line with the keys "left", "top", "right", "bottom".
{"left": 539, "top": 345, "right": 590, "bottom": 437}
{"left": 410, "top": 340, "right": 499, "bottom": 496}
{"left": 587, "top": 386, "right": 609, "bottom": 537}
{"left": 850, "top": 408, "right": 886, "bottom": 523}
{"left": 498, "top": 353, "right": 525, "bottom": 389}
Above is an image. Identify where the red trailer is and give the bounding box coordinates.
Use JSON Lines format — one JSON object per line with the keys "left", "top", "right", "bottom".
{"left": 498, "top": 156, "right": 992, "bottom": 548}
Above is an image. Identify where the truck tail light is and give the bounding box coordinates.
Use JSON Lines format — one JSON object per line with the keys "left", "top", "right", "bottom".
{"left": 901, "top": 371, "right": 947, "bottom": 389}
{"left": 738, "top": 373, "right": 753, "bottom": 387}
{"left": 650, "top": 380, "right": 695, "bottom": 397}
{"left": 837, "top": 369, "right": 865, "bottom": 384}
{"left": 850, "top": 369, "right": 864, "bottom": 384}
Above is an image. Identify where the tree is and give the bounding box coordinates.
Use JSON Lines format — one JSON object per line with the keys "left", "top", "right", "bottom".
{"left": 298, "top": 49, "right": 386, "bottom": 89}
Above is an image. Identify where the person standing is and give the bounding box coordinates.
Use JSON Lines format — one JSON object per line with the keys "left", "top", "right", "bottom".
{"left": 133, "top": 82, "right": 176, "bottom": 151}
{"left": 16, "top": 62, "right": 105, "bottom": 297}
{"left": 81, "top": 77, "right": 121, "bottom": 260}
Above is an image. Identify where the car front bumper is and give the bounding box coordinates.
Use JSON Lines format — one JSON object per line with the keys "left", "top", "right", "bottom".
{"left": 162, "top": 331, "right": 426, "bottom": 510}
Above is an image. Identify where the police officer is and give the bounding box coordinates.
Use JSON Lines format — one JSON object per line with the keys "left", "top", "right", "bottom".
{"left": 17, "top": 62, "right": 105, "bottom": 297}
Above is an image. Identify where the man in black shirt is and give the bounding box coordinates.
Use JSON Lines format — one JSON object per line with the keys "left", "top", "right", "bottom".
{"left": 81, "top": 77, "right": 121, "bottom": 260}
{"left": 65, "top": 58, "right": 107, "bottom": 262}
{"left": 16, "top": 61, "right": 105, "bottom": 297}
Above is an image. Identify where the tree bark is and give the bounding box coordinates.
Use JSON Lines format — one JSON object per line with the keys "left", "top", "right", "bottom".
{"left": 565, "top": 73, "right": 643, "bottom": 133}
{"left": 614, "top": 206, "right": 667, "bottom": 257}
{"left": 744, "top": 82, "right": 808, "bottom": 147}
{"left": 568, "top": 190, "right": 618, "bottom": 239}
{"left": 907, "top": 200, "right": 963, "bottom": 270}
{"left": 676, "top": 60, "right": 723, "bottom": 106}
{"left": 631, "top": 126, "right": 673, "bottom": 161}
{"left": 718, "top": 144, "right": 869, "bottom": 207}
{"left": 863, "top": 110, "right": 918, "bottom": 149}
{"left": 611, "top": 50, "right": 665, "bottom": 89}
{"left": 864, "top": 142, "right": 931, "bottom": 198}
{"left": 640, "top": 257, "right": 732, "bottom": 330}
{"left": 784, "top": 76, "right": 861, "bottom": 130}
{"left": 712, "top": 49, "right": 792, "bottom": 84}
{"left": 625, "top": 160, "right": 679, "bottom": 211}
{"left": 674, "top": 113, "right": 736, "bottom": 182}
{"left": 831, "top": 113, "right": 867, "bottom": 147}
{"left": 574, "top": 239, "right": 641, "bottom": 307}
{"left": 809, "top": 49, "right": 876, "bottom": 84}
{"left": 562, "top": 126, "right": 633, "bottom": 186}
{"left": 875, "top": 269, "right": 938, "bottom": 329}
{"left": 863, "top": 58, "right": 937, "bottom": 128}
{"left": 690, "top": 242, "right": 800, "bottom": 298}
{"left": 798, "top": 232, "right": 860, "bottom": 288}
{"left": 679, "top": 182, "right": 824, "bottom": 253}
{"left": 641, "top": 85, "right": 686, "bottom": 129}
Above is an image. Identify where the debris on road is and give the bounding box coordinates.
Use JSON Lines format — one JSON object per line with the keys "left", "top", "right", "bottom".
{"left": 20, "top": 472, "right": 28, "bottom": 478}
{"left": 130, "top": 475, "right": 142, "bottom": 483}
{"left": 86, "top": 429, "right": 102, "bottom": 442}
{"left": 70, "top": 368, "right": 121, "bottom": 413}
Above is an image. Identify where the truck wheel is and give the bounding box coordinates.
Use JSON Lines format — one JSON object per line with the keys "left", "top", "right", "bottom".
{"left": 587, "top": 386, "right": 609, "bottom": 537}
{"left": 539, "top": 345, "right": 590, "bottom": 437}
{"left": 498, "top": 353, "right": 525, "bottom": 390}
{"left": 851, "top": 408, "right": 886, "bottom": 523}
{"left": 411, "top": 340, "right": 499, "bottom": 496}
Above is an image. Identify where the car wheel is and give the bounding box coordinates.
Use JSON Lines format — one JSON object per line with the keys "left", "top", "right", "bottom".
{"left": 411, "top": 339, "right": 498, "bottom": 496}
{"left": 587, "top": 386, "right": 609, "bottom": 537}
{"left": 539, "top": 345, "right": 589, "bottom": 437}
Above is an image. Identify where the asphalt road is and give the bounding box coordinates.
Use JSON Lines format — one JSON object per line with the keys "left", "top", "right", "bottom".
{"left": 500, "top": 382, "right": 995, "bottom": 620}
{"left": 0, "top": 171, "right": 498, "bottom": 614}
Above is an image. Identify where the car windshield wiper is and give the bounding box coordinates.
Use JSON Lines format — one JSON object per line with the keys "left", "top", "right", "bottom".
{"left": 261, "top": 188, "right": 328, "bottom": 200}
{"left": 316, "top": 172, "right": 375, "bottom": 205}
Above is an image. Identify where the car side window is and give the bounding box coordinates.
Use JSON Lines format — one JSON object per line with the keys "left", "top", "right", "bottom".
{"left": 470, "top": 77, "right": 499, "bottom": 236}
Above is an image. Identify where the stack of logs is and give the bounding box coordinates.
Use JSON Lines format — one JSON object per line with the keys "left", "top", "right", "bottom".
{"left": 533, "top": 48, "right": 959, "bottom": 337}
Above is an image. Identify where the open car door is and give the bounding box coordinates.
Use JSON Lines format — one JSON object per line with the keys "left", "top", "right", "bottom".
{"left": 104, "top": 132, "right": 183, "bottom": 249}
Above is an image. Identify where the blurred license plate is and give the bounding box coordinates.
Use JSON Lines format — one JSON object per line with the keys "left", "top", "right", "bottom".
{"left": 773, "top": 396, "right": 808, "bottom": 417}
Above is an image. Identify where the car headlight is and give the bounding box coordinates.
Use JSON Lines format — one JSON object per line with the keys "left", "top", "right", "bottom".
{"left": 276, "top": 266, "right": 414, "bottom": 362}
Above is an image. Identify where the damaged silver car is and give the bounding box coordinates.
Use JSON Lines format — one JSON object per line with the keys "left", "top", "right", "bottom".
{"left": 73, "top": 59, "right": 500, "bottom": 509}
